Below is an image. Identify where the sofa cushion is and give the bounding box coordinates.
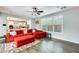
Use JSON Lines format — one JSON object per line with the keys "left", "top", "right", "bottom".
{"left": 14, "top": 35, "right": 35, "bottom": 41}
{"left": 14, "top": 34, "right": 24, "bottom": 37}
{"left": 35, "top": 30, "right": 43, "bottom": 32}
{"left": 34, "top": 30, "right": 46, "bottom": 39}
{"left": 16, "top": 30, "right": 24, "bottom": 35}
{"left": 27, "top": 29, "right": 32, "bottom": 33}
{"left": 14, "top": 35, "right": 35, "bottom": 47}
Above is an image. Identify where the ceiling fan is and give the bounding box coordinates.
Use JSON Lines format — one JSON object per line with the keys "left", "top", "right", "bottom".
{"left": 57, "top": 6, "right": 67, "bottom": 9}
{"left": 26, "top": 7, "right": 44, "bottom": 16}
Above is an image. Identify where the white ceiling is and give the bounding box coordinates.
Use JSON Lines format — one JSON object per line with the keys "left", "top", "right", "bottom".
{"left": 0, "top": 6, "right": 72, "bottom": 19}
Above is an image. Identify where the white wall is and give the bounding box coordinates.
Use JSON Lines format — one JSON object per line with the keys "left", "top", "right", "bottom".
{"left": 52, "top": 7, "right": 79, "bottom": 44}
{"left": 62, "top": 7, "right": 79, "bottom": 44}
{"left": 37, "top": 7, "right": 79, "bottom": 44}
{"left": 0, "top": 13, "right": 7, "bottom": 36}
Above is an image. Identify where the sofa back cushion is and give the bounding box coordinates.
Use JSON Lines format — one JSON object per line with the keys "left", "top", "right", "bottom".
{"left": 16, "top": 30, "right": 24, "bottom": 35}
{"left": 27, "top": 29, "right": 32, "bottom": 33}
{"left": 35, "top": 30, "right": 43, "bottom": 32}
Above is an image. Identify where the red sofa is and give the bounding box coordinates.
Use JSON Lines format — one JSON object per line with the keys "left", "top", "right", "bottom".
{"left": 14, "top": 34, "right": 35, "bottom": 47}
{"left": 27, "top": 29, "right": 46, "bottom": 39}
{"left": 6, "top": 33, "right": 14, "bottom": 42}
{"left": 27, "top": 29, "right": 32, "bottom": 33}
{"left": 6, "top": 30, "right": 35, "bottom": 47}
{"left": 6, "top": 29, "right": 46, "bottom": 47}
{"left": 6, "top": 29, "right": 46, "bottom": 42}
{"left": 6, "top": 30, "right": 23, "bottom": 42}
{"left": 6, "top": 30, "right": 33, "bottom": 42}
{"left": 34, "top": 29, "right": 46, "bottom": 39}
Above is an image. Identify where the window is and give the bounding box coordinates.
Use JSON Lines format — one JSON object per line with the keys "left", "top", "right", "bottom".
{"left": 38, "top": 15, "right": 63, "bottom": 32}
{"left": 53, "top": 15, "right": 63, "bottom": 32}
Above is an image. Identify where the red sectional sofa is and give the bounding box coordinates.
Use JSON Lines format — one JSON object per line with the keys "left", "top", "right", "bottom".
{"left": 27, "top": 29, "right": 46, "bottom": 39}
{"left": 6, "top": 30, "right": 35, "bottom": 47}
{"left": 6, "top": 33, "right": 14, "bottom": 42}
{"left": 34, "top": 30, "right": 46, "bottom": 39}
{"left": 6, "top": 29, "right": 46, "bottom": 47}
{"left": 6, "top": 30, "right": 33, "bottom": 42}
{"left": 27, "top": 29, "right": 33, "bottom": 33}
{"left": 14, "top": 34, "right": 35, "bottom": 47}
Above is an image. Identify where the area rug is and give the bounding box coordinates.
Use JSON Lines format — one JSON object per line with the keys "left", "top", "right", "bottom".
{"left": 5, "top": 39, "right": 42, "bottom": 53}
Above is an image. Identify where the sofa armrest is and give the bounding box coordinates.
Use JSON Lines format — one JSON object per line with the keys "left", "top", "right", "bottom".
{"left": 6, "top": 33, "right": 14, "bottom": 42}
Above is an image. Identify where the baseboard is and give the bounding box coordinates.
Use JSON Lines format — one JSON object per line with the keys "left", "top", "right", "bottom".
{"left": 51, "top": 37, "right": 79, "bottom": 45}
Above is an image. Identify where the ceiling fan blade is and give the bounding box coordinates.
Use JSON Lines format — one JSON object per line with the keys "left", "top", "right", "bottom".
{"left": 37, "top": 13, "right": 40, "bottom": 15}
{"left": 38, "top": 11, "right": 43, "bottom": 13}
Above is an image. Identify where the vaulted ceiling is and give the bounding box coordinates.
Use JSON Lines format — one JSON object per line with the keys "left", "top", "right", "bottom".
{"left": 0, "top": 6, "right": 72, "bottom": 19}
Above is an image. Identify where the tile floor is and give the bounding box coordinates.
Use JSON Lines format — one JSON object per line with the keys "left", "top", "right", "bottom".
{"left": 1, "top": 38, "right": 79, "bottom": 53}
{"left": 21, "top": 38, "right": 79, "bottom": 53}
